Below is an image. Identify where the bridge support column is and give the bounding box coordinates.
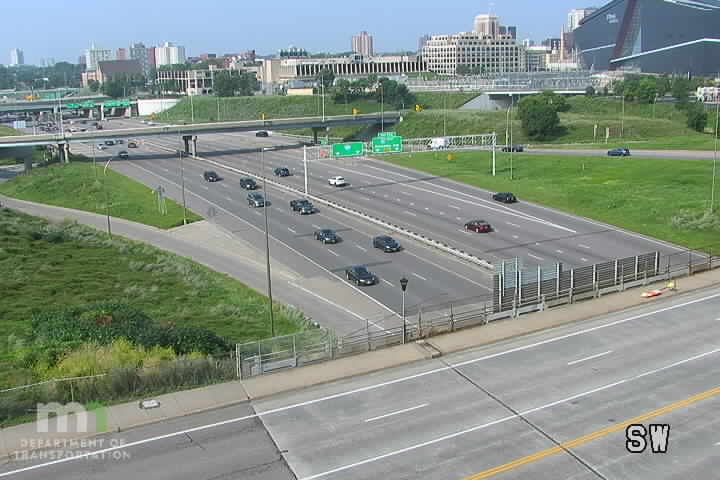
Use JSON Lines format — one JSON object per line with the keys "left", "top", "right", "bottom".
{"left": 192, "top": 136, "right": 198, "bottom": 156}
{"left": 312, "top": 127, "right": 320, "bottom": 145}
{"left": 182, "top": 135, "right": 198, "bottom": 156}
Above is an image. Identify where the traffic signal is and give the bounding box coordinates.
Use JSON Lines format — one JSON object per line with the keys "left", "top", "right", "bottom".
{"left": 415, "top": 104, "right": 423, "bottom": 112}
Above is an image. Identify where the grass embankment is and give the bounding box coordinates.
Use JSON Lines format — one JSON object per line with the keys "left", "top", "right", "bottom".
{"left": 0, "top": 208, "right": 308, "bottom": 387}
{"left": 0, "top": 126, "right": 22, "bottom": 165}
{"left": 0, "top": 160, "right": 202, "bottom": 229}
{"left": 380, "top": 150, "right": 720, "bottom": 251}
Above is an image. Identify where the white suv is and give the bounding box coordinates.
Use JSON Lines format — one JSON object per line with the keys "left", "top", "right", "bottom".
{"left": 328, "top": 176, "right": 347, "bottom": 187}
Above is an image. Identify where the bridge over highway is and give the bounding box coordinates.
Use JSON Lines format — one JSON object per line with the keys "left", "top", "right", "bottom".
{"left": 0, "top": 95, "right": 113, "bottom": 114}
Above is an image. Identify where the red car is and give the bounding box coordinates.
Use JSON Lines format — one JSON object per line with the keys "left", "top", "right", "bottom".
{"left": 464, "top": 220, "right": 492, "bottom": 233}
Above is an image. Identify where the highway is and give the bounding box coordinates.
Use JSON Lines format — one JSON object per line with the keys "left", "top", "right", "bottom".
{"left": 3, "top": 287, "right": 719, "bottom": 479}
{"left": 528, "top": 147, "right": 718, "bottom": 161}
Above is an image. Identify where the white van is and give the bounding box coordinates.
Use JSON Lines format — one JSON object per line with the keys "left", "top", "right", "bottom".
{"left": 428, "top": 137, "right": 450, "bottom": 150}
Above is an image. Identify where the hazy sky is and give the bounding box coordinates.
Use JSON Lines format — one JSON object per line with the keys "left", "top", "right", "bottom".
{"left": 1, "top": 0, "right": 596, "bottom": 65}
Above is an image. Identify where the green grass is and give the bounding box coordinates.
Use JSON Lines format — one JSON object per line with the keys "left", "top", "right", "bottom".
{"left": 378, "top": 150, "right": 720, "bottom": 251}
{"left": 0, "top": 126, "right": 20, "bottom": 137}
{"left": 0, "top": 160, "right": 202, "bottom": 229}
{"left": 0, "top": 209, "right": 308, "bottom": 386}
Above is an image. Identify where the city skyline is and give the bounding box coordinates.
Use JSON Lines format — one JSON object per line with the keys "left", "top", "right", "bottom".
{"left": 0, "top": 0, "right": 593, "bottom": 65}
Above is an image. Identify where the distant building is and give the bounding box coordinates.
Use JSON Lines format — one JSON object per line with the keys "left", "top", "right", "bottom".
{"left": 10, "top": 48, "right": 24, "bottom": 66}
{"left": 423, "top": 31, "right": 525, "bottom": 75}
{"left": 116, "top": 48, "right": 128, "bottom": 60}
{"left": 279, "top": 46, "right": 309, "bottom": 59}
{"left": 85, "top": 44, "right": 112, "bottom": 72}
{"left": 568, "top": 8, "right": 597, "bottom": 31}
{"left": 130, "top": 43, "right": 152, "bottom": 78}
{"left": 417, "top": 34, "right": 431, "bottom": 53}
{"left": 147, "top": 47, "right": 157, "bottom": 70}
{"left": 526, "top": 46, "right": 551, "bottom": 71}
{"left": 199, "top": 53, "right": 217, "bottom": 60}
{"left": 542, "top": 38, "right": 562, "bottom": 51}
{"left": 78, "top": 55, "right": 86, "bottom": 68}
{"left": 474, "top": 14, "right": 500, "bottom": 38}
{"left": 157, "top": 67, "right": 224, "bottom": 96}
{"left": 155, "top": 42, "right": 186, "bottom": 66}
{"left": 522, "top": 39, "right": 535, "bottom": 48}
{"left": 82, "top": 60, "right": 142, "bottom": 87}
{"left": 351, "top": 31, "right": 374, "bottom": 57}
{"left": 499, "top": 26, "right": 517, "bottom": 40}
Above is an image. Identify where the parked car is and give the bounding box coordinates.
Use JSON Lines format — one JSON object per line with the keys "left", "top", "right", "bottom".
{"left": 501, "top": 144, "right": 524, "bottom": 152}
{"left": 608, "top": 147, "right": 631, "bottom": 157}
{"left": 247, "top": 192, "right": 265, "bottom": 207}
{"left": 372, "top": 235, "right": 401, "bottom": 252}
{"left": 255, "top": 130, "right": 269, "bottom": 137}
{"left": 127, "top": 141, "right": 138, "bottom": 148}
{"left": 239, "top": 178, "right": 258, "bottom": 190}
{"left": 464, "top": 219, "right": 492, "bottom": 233}
{"left": 345, "top": 266, "right": 378, "bottom": 286}
{"left": 118, "top": 151, "right": 129, "bottom": 159}
{"left": 314, "top": 228, "right": 338, "bottom": 244}
{"left": 273, "top": 167, "right": 290, "bottom": 177}
{"left": 203, "top": 171, "right": 220, "bottom": 182}
{"left": 328, "top": 176, "right": 347, "bottom": 187}
{"left": 492, "top": 192, "right": 517, "bottom": 203}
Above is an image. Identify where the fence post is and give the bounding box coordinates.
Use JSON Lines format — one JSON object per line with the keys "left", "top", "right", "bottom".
{"left": 621, "top": 264, "right": 625, "bottom": 291}
{"left": 688, "top": 249, "right": 692, "bottom": 275}
{"left": 366, "top": 319, "right": 371, "bottom": 352}
{"left": 235, "top": 343, "right": 241, "bottom": 379}
{"left": 69, "top": 379, "right": 74, "bottom": 403}
{"left": 556, "top": 263, "right": 561, "bottom": 298}
{"left": 449, "top": 303, "right": 455, "bottom": 332}
{"left": 537, "top": 265, "right": 542, "bottom": 300}
{"left": 293, "top": 334, "right": 297, "bottom": 366}
{"left": 593, "top": 264, "right": 598, "bottom": 298}
{"left": 570, "top": 268, "right": 574, "bottom": 303}
{"left": 418, "top": 308, "right": 423, "bottom": 339}
{"left": 257, "top": 342, "right": 262, "bottom": 375}
{"left": 654, "top": 251, "right": 660, "bottom": 276}
{"left": 614, "top": 259, "right": 618, "bottom": 285}
{"left": 634, "top": 255, "right": 639, "bottom": 281}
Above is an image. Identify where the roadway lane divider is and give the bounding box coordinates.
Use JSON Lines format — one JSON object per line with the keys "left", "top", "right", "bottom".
{"left": 146, "top": 141, "right": 495, "bottom": 272}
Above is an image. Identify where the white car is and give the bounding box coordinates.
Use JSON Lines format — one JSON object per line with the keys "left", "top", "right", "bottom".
{"left": 328, "top": 176, "right": 347, "bottom": 187}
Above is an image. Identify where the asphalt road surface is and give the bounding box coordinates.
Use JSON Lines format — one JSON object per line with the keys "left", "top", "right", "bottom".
{"left": 3, "top": 287, "right": 719, "bottom": 480}
{"left": 527, "top": 147, "right": 718, "bottom": 161}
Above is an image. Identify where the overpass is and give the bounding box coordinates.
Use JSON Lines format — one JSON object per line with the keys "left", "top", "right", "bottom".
{"left": 484, "top": 89, "right": 587, "bottom": 96}
{"left": 0, "top": 95, "right": 112, "bottom": 114}
{"left": 0, "top": 112, "right": 402, "bottom": 160}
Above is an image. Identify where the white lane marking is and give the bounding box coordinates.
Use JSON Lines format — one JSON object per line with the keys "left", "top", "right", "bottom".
{"left": 356, "top": 245, "right": 368, "bottom": 252}
{"left": 528, "top": 253, "right": 544, "bottom": 261}
{"left": 384, "top": 194, "right": 388, "bottom": 198}
{"left": 364, "top": 403, "right": 429, "bottom": 423}
{"left": 161, "top": 167, "right": 169, "bottom": 172}
{"left": 459, "top": 229, "right": 472, "bottom": 235}
{"left": 412, "top": 273, "right": 428, "bottom": 281}
{"left": 456, "top": 217, "right": 462, "bottom": 221}
{"left": 440, "top": 212, "right": 446, "bottom": 215}
{"left": 221, "top": 183, "right": 229, "bottom": 188}
{"left": 425, "top": 207, "right": 430, "bottom": 211}
{"left": 581, "top": 258, "right": 589, "bottom": 262}
{"left": 449, "top": 205, "right": 461, "bottom": 210}
{"left": 5, "top": 261, "right": 720, "bottom": 480}
{"left": 403, "top": 210, "right": 417, "bottom": 217}
{"left": 288, "top": 227, "right": 297, "bottom": 234}
{"left": 225, "top": 196, "right": 232, "bottom": 201}
{"left": 556, "top": 250, "right": 564, "bottom": 254}
{"left": 410, "top": 202, "right": 415, "bottom": 206}
{"left": 395, "top": 198, "right": 402, "bottom": 201}
{"left": 506, "top": 222, "right": 520, "bottom": 227}
{"left": 567, "top": 350, "right": 613, "bottom": 366}
{"left": 298, "top": 346, "right": 720, "bottom": 480}
{"left": 579, "top": 244, "right": 591, "bottom": 249}
{"left": 312, "top": 224, "right": 321, "bottom": 229}
{"left": 382, "top": 279, "right": 394, "bottom": 287}
{"left": 290, "top": 283, "right": 382, "bottom": 327}
{"left": 513, "top": 235, "right": 519, "bottom": 239}
{"left": 202, "top": 185, "right": 209, "bottom": 190}
{"left": 400, "top": 191, "right": 412, "bottom": 196}
{"left": 328, "top": 250, "right": 340, "bottom": 257}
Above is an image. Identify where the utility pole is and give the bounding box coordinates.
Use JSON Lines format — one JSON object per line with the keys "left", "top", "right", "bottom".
{"left": 303, "top": 145, "right": 309, "bottom": 196}
{"left": 190, "top": 93, "right": 195, "bottom": 124}
{"left": 380, "top": 81, "right": 385, "bottom": 133}
{"left": 621, "top": 94, "right": 625, "bottom": 137}
{"left": 711, "top": 99, "right": 719, "bottom": 213}
{"left": 262, "top": 147, "right": 276, "bottom": 337}
{"left": 179, "top": 150, "right": 188, "bottom": 225}
{"left": 510, "top": 96, "right": 514, "bottom": 180}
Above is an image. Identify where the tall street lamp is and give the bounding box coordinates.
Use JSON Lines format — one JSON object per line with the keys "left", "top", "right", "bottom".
{"left": 176, "top": 149, "right": 188, "bottom": 225}
{"left": 262, "top": 147, "right": 276, "bottom": 337}
{"left": 102, "top": 157, "right": 114, "bottom": 238}
{"left": 711, "top": 99, "right": 719, "bottom": 214}
{"left": 400, "top": 277, "right": 409, "bottom": 344}
{"left": 380, "top": 81, "right": 385, "bottom": 133}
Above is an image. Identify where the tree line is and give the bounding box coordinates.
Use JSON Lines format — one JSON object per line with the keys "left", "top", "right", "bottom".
{"left": 313, "top": 68, "right": 416, "bottom": 109}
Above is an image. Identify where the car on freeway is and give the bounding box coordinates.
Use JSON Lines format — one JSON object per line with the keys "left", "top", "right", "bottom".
{"left": 608, "top": 147, "right": 631, "bottom": 157}
{"left": 203, "top": 171, "right": 221, "bottom": 182}
{"left": 116, "top": 139, "right": 124, "bottom": 144}
{"left": 328, "top": 176, "right": 347, "bottom": 187}
{"left": 501, "top": 144, "right": 524, "bottom": 152}
{"left": 96, "top": 143, "right": 106, "bottom": 150}
{"left": 274, "top": 167, "right": 290, "bottom": 177}
{"left": 127, "top": 141, "right": 138, "bottom": 148}
{"left": 239, "top": 178, "right": 258, "bottom": 190}
{"left": 290, "top": 199, "right": 315, "bottom": 214}
{"left": 104, "top": 140, "right": 115, "bottom": 146}
{"left": 464, "top": 219, "right": 492, "bottom": 233}
{"left": 118, "top": 151, "right": 129, "bottom": 159}
{"left": 345, "top": 265, "right": 378, "bottom": 286}
{"left": 372, "top": 235, "right": 401, "bottom": 252}
{"left": 492, "top": 192, "right": 517, "bottom": 203}
{"left": 95, "top": 124, "right": 103, "bottom": 130}
{"left": 255, "top": 130, "right": 269, "bottom": 137}
{"left": 314, "top": 228, "right": 339, "bottom": 244}
{"left": 247, "top": 192, "right": 266, "bottom": 207}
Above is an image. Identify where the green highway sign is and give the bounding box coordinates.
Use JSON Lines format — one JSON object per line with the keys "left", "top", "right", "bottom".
{"left": 377, "top": 131, "right": 397, "bottom": 138}
{"left": 332, "top": 142, "right": 364, "bottom": 158}
{"left": 102, "top": 99, "right": 131, "bottom": 108}
{"left": 371, "top": 135, "right": 403, "bottom": 154}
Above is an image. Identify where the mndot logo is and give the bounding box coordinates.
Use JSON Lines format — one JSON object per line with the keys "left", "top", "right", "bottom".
{"left": 36, "top": 402, "right": 108, "bottom": 434}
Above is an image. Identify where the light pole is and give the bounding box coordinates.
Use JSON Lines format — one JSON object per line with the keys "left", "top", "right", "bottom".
{"left": 217, "top": 95, "right": 221, "bottom": 122}
{"left": 261, "top": 147, "right": 276, "bottom": 337}
{"left": 509, "top": 96, "right": 515, "bottom": 180}
{"left": 303, "top": 145, "right": 309, "bottom": 196}
{"left": 443, "top": 91, "right": 447, "bottom": 137}
{"left": 400, "top": 277, "right": 408, "bottom": 344}
{"left": 92, "top": 142, "right": 97, "bottom": 180}
{"left": 102, "top": 157, "right": 114, "bottom": 238}
{"left": 380, "top": 81, "right": 385, "bottom": 133}
{"left": 711, "top": 99, "right": 719, "bottom": 213}
{"left": 189, "top": 93, "right": 195, "bottom": 124}
{"left": 621, "top": 94, "right": 625, "bottom": 137}
{"left": 176, "top": 150, "right": 188, "bottom": 225}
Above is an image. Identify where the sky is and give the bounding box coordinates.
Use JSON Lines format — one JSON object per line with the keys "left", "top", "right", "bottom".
{"left": 1, "top": 0, "right": 599, "bottom": 65}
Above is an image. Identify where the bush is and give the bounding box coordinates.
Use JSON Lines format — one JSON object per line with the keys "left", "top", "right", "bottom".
{"left": 686, "top": 103, "right": 709, "bottom": 132}
{"left": 670, "top": 209, "right": 720, "bottom": 232}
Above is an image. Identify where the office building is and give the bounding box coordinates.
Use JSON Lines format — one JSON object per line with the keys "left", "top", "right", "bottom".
{"left": 352, "top": 31, "right": 374, "bottom": 57}
{"left": 10, "top": 48, "right": 24, "bottom": 66}
{"left": 130, "top": 43, "right": 152, "bottom": 77}
{"left": 568, "top": 8, "right": 597, "bottom": 31}
{"left": 526, "top": 45, "right": 551, "bottom": 71}
{"left": 542, "top": 38, "right": 562, "bottom": 51}
{"left": 85, "top": 44, "right": 112, "bottom": 72}
{"left": 422, "top": 31, "right": 526, "bottom": 75}
{"left": 574, "top": 0, "right": 720, "bottom": 75}
{"left": 156, "top": 67, "right": 223, "bottom": 95}
{"left": 473, "top": 14, "right": 500, "bottom": 38}
{"left": 418, "top": 34, "right": 431, "bottom": 53}
{"left": 116, "top": 48, "right": 127, "bottom": 60}
{"left": 155, "top": 42, "right": 186, "bottom": 67}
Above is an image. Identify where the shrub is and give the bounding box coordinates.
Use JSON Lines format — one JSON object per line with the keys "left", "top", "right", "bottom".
{"left": 670, "top": 209, "right": 720, "bottom": 232}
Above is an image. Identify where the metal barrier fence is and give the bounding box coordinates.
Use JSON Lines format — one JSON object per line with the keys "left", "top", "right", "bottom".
{"left": 235, "top": 246, "right": 720, "bottom": 378}
{"left": 403, "top": 72, "right": 594, "bottom": 92}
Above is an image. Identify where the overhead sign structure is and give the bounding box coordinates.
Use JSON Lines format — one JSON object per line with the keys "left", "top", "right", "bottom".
{"left": 371, "top": 135, "right": 403, "bottom": 154}
{"left": 332, "top": 142, "right": 364, "bottom": 158}
{"left": 102, "top": 99, "right": 131, "bottom": 109}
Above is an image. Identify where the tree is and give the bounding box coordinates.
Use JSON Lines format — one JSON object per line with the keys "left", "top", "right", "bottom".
{"left": 332, "top": 79, "right": 352, "bottom": 104}
{"left": 585, "top": 86, "right": 596, "bottom": 96}
{"left": 672, "top": 77, "right": 690, "bottom": 107}
{"left": 88, "top": 80, "right": 100, "bottom": 92}
{"left": 518, "top": 95, "right": 560, "bottom": 140}
{"left": 657, "top": 75, "right": 671, "bottom": 98}
{"left": 236, "top": 70, "right": 259, "bottom": 96}
{"left": 315, "top": 67, "right": 335, "bottom": 89}
{"left": 637, "top": 77, "right": 658, "bottom": 104}
{"left": 214, "top": 71, "right": 239, "bottom": 97}
{"left": 686, "top": 102, "right": 708, "bottom": 132}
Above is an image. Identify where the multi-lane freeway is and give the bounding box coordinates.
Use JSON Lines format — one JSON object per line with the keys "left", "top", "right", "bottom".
{"left": 2, "top": 287, "right": 719, "bottom": 479}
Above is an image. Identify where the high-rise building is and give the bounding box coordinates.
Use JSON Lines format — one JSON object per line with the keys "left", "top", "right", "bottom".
{"left": 423, "top": 31, "right": 526, "bottom": 75}
{"left": 78, "top": 55, "right": 86, "bottom": 68}
{"left": 85, "top": 44, "right": 112, "bottom": 72}
{"left": 117, "top": 48, "right": 128, "bottom": 60}
{"left": 130, "top": 43, "right": 152, "bottom": 77}
{"left": 417, "top": 34, "right": 431, "bottom": 53}
{"left": 568, "top": 8, "right": 597, "bottom": 31}
{"left": 473, "top": 14, "right": 500, "bottom": 38}
{"left": 351, "top": 31, "right": 374, "bottom": 57}
{"left": 506, "top": 26, "right": 517, "bottom": 40}
{"left": 542, "top": 38, "right": 562, "bottom": 51}
{"left": 147, "top": 47, "right": 157, "bottom": 70}
{"left": 155, "top": 42, "right": 187, "bottom": 66}
{"left": 10, "top": 48, "right": 24, "bottom": 66}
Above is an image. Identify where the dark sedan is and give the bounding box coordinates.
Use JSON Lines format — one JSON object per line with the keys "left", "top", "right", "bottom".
{"left": 314, "top": 228, "right": 338, "bottom": 244}
{"left": 464, "top": 220, "right": 492, "bottom": 233}
{"left": 274, "top": 167, "right": 290, "bottom": 177}
{"left": 256, "top": 130, "right": 269, "bottom": 137}
{"left": 492, "top": 192, "right": 517, "bottom": 203}
{"left": 345, "top": 266, "right": 378, "bottom": 286}
{"left": 239, "top": 178, "right": 258, "bottom": 190}
{"left": 372, "top": 235, "right": 401, "bottom": 252}
{"left": 608, "top": 147, "right": 631, "bottom": 157}
{"left": 203, "top": 171, "right": 221, "bottom": 182}
{"left": 501, "top": 144, "right": 524, "bottom": 152}
{"left": 117, "top": 151, "right": 129, "bottom": 159}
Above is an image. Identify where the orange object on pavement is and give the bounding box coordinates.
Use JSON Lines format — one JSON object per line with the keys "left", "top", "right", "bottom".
{"left": 642, "top": 290, "right": 663, "bottom": 298}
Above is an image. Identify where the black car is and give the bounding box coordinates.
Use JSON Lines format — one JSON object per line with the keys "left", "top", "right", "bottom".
{"left": 203, "top": 171, "right": 220, "bottom": 182}
{"left": 96, "top": 124, "right": 103, "bottom": 130}
{"left": 464, "top": 220, "right": 492, "bottom": 233}
{"left": 345, "top": 266, "right": 378, "bottom": 286}
{"left": 127, "top": 141, "right": 138, "bottom": 148}
{"left": 314, "top": 228, "right": 338, "bottom": 244}
{"left": 372, "top": 235, "right": 401, "bottom": 252}
{"left": 116, "top": 139, "right": 124, "bottom": 144}
{"left": 247, "top": 193, "right": 265, "bottom": 207}
{"left": 118, "top": 151, "right": 129, "bottom": 159}
{"left": 492, "top": 192, "right": 517, "bottom": 203}
{"left": 274, "top": 167, "right": 290, "bottom": 177}
{"left": 608, "top": 147, "right": 631, "bottom": 157}
{"left": 297, "top": 202, "right": 314, "bottom": 215}
{"left": 239, "top": 178, "right": 258, "bottom": 190}
{"left": 104, "top": 140, "right": 114, "bottom": 146}
{"left": 501, "top": 144, "right": 524, "bottom": 152}
{"left": 290, "top": 199, "right": 312, "bottom": 211}
{"left": 255, "top": 130, "right": 269, "bottom": 137}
